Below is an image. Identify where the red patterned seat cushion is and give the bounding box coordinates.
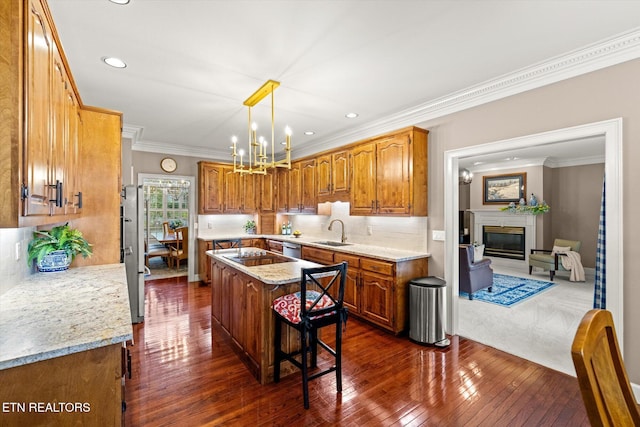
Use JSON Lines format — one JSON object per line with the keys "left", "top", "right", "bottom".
{"left": 272, "top": 291, "right": 335, "bottom": 324}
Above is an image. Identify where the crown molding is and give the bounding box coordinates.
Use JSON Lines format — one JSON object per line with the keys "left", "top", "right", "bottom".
{"left": 294, "top": 27, "right": 640, "bottom": 159}
{"left": 126, "top": 27, "right": 640, "bottom": 159}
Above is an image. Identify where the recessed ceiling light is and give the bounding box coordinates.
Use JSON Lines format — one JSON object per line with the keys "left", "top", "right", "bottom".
{"left": 109, "top": 0, "right": 130, "bottom": 4}
{"left": 102, "top": 56, "right": 127, "bottom": 68}
{"left": 345, "top": 112, "right": 359, "bottom": 119}
{"left": 304, "top": 131, "right": 315, "bottom": 136}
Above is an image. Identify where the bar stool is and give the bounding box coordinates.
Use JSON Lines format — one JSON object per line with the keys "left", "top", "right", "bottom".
{"left": 212, "top": 238, "right": 241, "bottom": 250}
{"left": 272, "top": 262, "right": 348, "bottom": 409}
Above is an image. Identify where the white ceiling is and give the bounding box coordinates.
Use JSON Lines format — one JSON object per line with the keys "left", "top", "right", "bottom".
{"left": 48, "top": 1, "right": 640, "bottom": 163}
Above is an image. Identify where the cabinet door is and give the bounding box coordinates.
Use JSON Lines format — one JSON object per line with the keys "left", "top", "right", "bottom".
{"left": 50, "top": 50, "right": 66, "bottom": 215}
{"left": 316, "top": 154, "right": 331, "bottom": 199}
{"left": 244, "top": 280, "right": 261, "bottom": 367}
{"left": 259, "top": 171, "right": 275, "bottom": 213}
{"left": 300, "top": 159, "right": 316, "bottom": 213}
{"left": 198, "top": 163, "right": 224, "bottom": 214}
{"left": 220, "top": 267, "right": 231, "bottom": 331}
{"left": 349, "top": 142, "right": 376, "bottom": 215}
{"left": 360, "top": 270, "right": 394, "bottom": 329}
{"left": 230, "top": 271, "right": 245, "bottom": 348}
{"left": 223, "top": 168, "right": 241, "bottom": 213}
{"left": 241, "top": 174, "right": 257, "bottom": 213}
{"left": 64, "top": 90, "right": 82, "bottom": 214}
{"left": 332, "top": 150, "right": 350, "bottom": 199}
{"left": 343, "top": 268, "right": 360, "bottom": 315}
{"left": 276, "top": 168, "right": 289, "bottom": 212}
{"left": 24, "top": 0, "right": 53, "bottom": 216}
{"left": 211, "top": 260, "right": 222, "bottom": 320}
{"left": 288, "top": 162, "right": 302, "bottom": 213}
{"left": 376, "top": 133, "right": 411, "bottom": 215}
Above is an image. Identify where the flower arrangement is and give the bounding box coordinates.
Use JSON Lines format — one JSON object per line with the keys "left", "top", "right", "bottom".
{"left": 168, "top": 219, "right": 184, "bottom": 230}
{"left": 500, "top": 201, "right": 550, "bottom": 215}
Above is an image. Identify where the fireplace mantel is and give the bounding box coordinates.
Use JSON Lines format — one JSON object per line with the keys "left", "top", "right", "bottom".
{"left": 469, "top": 209, "right": 537, "bottom": 265}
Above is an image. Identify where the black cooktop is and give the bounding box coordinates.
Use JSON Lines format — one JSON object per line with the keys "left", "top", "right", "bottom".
{"left": 223, "top": 253, "right": 294, "bottom": 267}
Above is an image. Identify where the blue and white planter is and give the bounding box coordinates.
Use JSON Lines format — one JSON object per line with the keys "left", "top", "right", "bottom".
{"left": 37, "top": 250, "right": 71, "bottom": 272}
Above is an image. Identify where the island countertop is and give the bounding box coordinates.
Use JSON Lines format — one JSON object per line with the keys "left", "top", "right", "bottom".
{"left": 206, "top": 248, "right": 322, "bottom": 285}
{"left": 0, "top": 263, "right": 133, "bottom": 371}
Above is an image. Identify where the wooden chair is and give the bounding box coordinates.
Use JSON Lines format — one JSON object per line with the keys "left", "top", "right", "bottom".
{"left": 571, "top": 309, "right": 640, "bottom": 426}
{"left": 272, "top": 262, "right": 348, "bottom": 409}
{"left": 145, "top": 238, "right": 171, "bottom": 268}
{"left": 162, "top": 221, "right": 170, "bottom": 239}
{"left": 212, "top": 238, "right": 241, "bottom": 250}
{"left": 168, "top": 226, "right": 188, "bottom": 271}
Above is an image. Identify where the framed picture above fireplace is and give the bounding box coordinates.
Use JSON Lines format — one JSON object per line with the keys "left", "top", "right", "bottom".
{"left": 483, "top": 172, "right": 526, "bottom": 204}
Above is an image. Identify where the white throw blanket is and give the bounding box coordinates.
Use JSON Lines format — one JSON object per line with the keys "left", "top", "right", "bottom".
{"left": 560, "top": 251, "right": 585, "bottom": 282}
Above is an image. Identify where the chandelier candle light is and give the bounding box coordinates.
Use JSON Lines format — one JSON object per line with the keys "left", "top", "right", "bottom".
{"left": 231, "top": 80, "right": 292, "bottom": 175}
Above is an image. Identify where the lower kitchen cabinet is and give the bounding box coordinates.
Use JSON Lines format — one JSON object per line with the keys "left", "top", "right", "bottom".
{"left": 0, "top": 343, "right": 124, "bottom": 426}
{"left": 210, "top": 256, "right": 299, "bottom": 384}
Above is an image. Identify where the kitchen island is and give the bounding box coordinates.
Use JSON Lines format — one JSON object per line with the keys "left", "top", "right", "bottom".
{"left": 0, "top": 264, "right": 133, "bottom": 426}
{"left": 207, "top": 248, "right": 322, "bottom": 384}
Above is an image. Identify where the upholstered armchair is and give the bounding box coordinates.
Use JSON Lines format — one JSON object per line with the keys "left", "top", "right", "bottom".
{"left": 459, "top": 245, "right": 493, "bottom": 300}
{"left": 529, "top": 238, "right": 581, "bottom": 281}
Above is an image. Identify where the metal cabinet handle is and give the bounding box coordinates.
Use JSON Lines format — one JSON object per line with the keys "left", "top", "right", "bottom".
{"left": 48, "top": 180, "right": 63, "bottom": 207}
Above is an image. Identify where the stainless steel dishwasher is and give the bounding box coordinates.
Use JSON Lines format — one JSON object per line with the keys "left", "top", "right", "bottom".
{"left": 282, "top": 242, "right": 301, "bottom": 259}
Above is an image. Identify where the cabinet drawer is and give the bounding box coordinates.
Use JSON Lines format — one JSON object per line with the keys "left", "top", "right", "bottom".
{"left": 334, "top": 253, "right": 360, "bottom": 269}
{"left": 302, "top": 246, "right": 334, "bottom": 265}
{"left": 267, "top": 240, "right": 283, "bottom": 253}
{"left": 360, "top": 258, "right": 394, "bottom": 275}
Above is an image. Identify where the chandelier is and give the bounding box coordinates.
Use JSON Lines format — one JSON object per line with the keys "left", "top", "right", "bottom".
{"left": 231, "top": 80, "right": 291, "bottom": 175}
{"left": 459, "top": 168, "right": 473, "bottom": 185}
{"left": 165, "top": 179, "right": 190, "bottom": 201}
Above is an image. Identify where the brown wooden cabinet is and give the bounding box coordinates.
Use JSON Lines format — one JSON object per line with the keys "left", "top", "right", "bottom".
{"left": 276, "top": 168, "right": 289, "bottom": 213}
{"left": 0, "top": 343, "right": 124, "bottom": 426}
{"left": 210, "top": 255, "right": 300, "bottom": 384}
{"left": 259, "top": 171, "right": 276, "bottom": 213}
{"left": 267, "top": 239, "right": 283, "bottom": 254}
{"left": 288, "top": 161, "right": 302, "bottom": 213}
{"left": 317, "top": 150, "right": 350, "bottom": 202}
{"left": 198, "top": 162, "right": 225, "bottom": 214}
{"left": 350, "top": 127, "right": 428, "bottom": 216}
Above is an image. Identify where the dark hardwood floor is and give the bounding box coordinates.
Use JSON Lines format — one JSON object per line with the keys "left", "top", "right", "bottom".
{"left": 124, "top": 276, "right": 589, "bottom": 426}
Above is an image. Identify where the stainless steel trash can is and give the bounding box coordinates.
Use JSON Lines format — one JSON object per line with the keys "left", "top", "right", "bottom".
{"left": 409, "top": 277, "right": 450, "bottom": 347}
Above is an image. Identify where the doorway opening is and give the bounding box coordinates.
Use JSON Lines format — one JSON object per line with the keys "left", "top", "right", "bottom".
{"left": 139, "top": 174, "right": 196, "bottom": 281}
{"left": 443, "top": 118, "right": 624, "bottom": 371}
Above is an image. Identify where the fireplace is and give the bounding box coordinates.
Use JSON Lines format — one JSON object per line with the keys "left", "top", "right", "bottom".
{"left": 470, "top": 209, "right": 537, "bottom": 265}
{"left": 483, "top": 225, "right": 525, "bottom": 260}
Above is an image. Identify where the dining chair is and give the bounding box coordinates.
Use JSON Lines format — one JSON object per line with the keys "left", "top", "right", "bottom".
{"left": 272, "top": 262, "right": 348, "bottom": 409}
{"left": 162, "top": 221, "right": 170, "bottom": 239}
{"left": 169, "top": 226, "right": 188, "bottom": 271}
{"left": 212, "top": 238, "right": 242, "bottom": 250}
{"left": 571, "top": 309, "right": 640, "bottom": 426}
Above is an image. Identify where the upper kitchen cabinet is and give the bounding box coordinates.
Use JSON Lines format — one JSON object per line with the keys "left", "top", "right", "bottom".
{"left": 287, "top": 159, "right": 316, "bottom": 214}
{"left": 0, "top": 0, "right": 120, "bottom": 228}
{"left": 258, "top": 171, "right": 276, "bottom": 213}
{"left": 317, "top": 149, "right": 349, "bottom": 203}
{"left": 198, "top": 161, "right": 226, "bottom": 214}
{"left": 350, "top": 127, "right": 428, "bottom": 216}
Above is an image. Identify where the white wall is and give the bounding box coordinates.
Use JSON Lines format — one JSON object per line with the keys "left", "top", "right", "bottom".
{"left": 0, "top": 227, "right": 37, "bottom": 296}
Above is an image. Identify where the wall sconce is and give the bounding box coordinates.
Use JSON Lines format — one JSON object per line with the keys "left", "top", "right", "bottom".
{"left": 459, "top": 168, "right": 473, "bottom": 185}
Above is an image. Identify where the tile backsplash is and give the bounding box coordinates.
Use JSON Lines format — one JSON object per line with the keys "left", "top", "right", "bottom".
{"left": 198, "top": 202, "right": 428, "bottom": 253}
{"left": 0, "top": 227, "right": 35, "bottom": 296}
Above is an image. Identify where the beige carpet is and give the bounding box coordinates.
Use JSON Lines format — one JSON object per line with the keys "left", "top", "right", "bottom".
{"left": 146, "top": 257, "right": 187, "bottom": 280}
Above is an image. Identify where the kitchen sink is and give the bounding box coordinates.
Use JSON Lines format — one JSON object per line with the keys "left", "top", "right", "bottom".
{"left": 312, "top": 241, "right": 352, "bottom": 247}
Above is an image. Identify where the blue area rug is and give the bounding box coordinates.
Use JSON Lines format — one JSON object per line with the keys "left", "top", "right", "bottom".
{"left": 460, "top": 274, "right": 556, "bottom": 307}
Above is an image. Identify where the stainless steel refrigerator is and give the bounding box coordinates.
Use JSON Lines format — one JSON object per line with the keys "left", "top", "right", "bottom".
{"left": 121, "top": 185, "right": 145, "bottom": 323}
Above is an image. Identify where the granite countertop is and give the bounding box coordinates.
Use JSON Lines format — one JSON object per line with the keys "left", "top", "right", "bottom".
{"left": 199, "top": 233, "right": 430, "bottom": 262}
{"left": 0, "top": 264, "right": 133, "bottom": 370}
{"left": 207, "top": 248, "right": 323, "bottom": 285}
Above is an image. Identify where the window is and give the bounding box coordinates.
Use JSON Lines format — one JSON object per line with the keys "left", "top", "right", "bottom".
{"left": 143, "top": 178, "right": 190, "bottom": 239}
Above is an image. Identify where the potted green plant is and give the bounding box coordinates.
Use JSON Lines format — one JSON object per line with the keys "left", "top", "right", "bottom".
{"left": 243, "top": 220, "right": 257, "bottom": 234}
{"left": 27, "top": 223, "right": 93, "bottom": 272}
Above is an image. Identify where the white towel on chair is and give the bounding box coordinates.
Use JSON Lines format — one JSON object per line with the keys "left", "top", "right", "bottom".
{"left": 560, "top": 251, "right": 585, "bottom": 282}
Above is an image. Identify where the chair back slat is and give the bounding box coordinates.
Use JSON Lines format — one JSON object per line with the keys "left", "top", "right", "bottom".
{"left": 300, "top": 262, "right": 347, "bottom": 319}
{"left": 571, "top": 309, "right": 640, "bottom": 426}
{"left": 213, "top": 238, "right": 242, "bottom": 250}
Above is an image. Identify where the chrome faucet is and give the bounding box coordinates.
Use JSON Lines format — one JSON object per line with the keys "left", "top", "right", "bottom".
{"left": 328, "top": 219, "right": 347, "bottom": 243}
